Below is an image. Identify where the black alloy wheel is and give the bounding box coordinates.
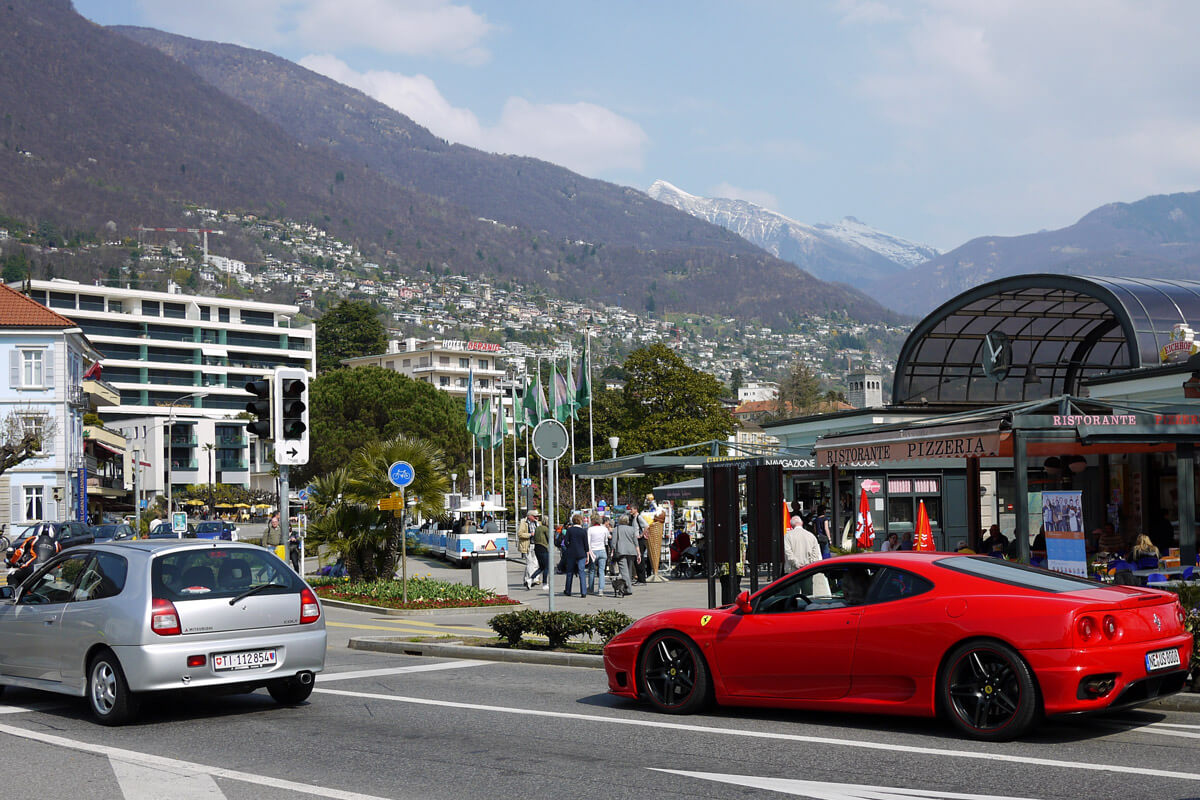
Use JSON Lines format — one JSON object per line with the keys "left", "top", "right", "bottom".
{"left": 637, "top": 632, "right": 710, "bottom": 714}
{"left": 940, "top": 641, "right": 1038, "bottom": 740}
{"left": 87, "top": 651, "right": 141, "bottom": 726}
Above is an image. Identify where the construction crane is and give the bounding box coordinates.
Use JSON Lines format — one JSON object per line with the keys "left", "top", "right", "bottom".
{"left": 134, "top": 226, "right": 225, "bottom": 263}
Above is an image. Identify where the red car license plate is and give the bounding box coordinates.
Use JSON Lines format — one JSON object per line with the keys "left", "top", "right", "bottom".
{"left": 213, "top": 649, "right": 277, "bottom": 671}
{"left": 1145, "top": 647, "right": 1180, "bottom": 672}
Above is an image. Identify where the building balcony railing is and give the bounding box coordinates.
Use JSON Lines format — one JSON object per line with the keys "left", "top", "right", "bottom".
{"left": 217, "top": 460, "right": 249, "bottom": 471}
{"left": 170, "top": 459, "right": 198, "bottom": 470}
{"left": 216, "top": 436, "right": 247, "bottom": 447}
{"left": 169, "top": 435, "right": 198, "bottom": 447}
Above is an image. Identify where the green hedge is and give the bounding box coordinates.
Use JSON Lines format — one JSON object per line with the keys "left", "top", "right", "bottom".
{"left": 488, "top": 609, "right": 635, "bottom": 649}
{"left": 310, "top": 576, "right": 517, "bottom": 610}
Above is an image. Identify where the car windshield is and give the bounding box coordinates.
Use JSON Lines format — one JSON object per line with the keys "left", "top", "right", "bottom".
{"left": 934, "top": 556, "right": 1099, "bottom": 592}
{"left": 10, "top": 523, "right": 41, "bottom": 540}
{"left": 195, "top": 522, "right": 223, "bottom": 532}
{"left": 152, "top": 547, "right": 300, "bottom": 601}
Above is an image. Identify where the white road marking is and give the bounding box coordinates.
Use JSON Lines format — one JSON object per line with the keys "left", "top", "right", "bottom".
{"left": 111, "top": 758, "right": 227, "bottom": 800}
{"left": 652, "top": 769, "right": 1043, "bottom": 800}
{"left": 319, "top": 660, "right": 493, "bottom": 682}
{"left": 313, "top": 687, "right": 1200, "bottom": 783}
{"left": 0, "top": 723, "right": 393, "bottom": 800}
{"left": 0, "top": 702, "right": 60, "bottom": 715}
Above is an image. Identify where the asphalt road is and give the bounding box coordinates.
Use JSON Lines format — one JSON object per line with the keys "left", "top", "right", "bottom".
{"left": 2, "top": 603, "right": 1199, "bottom": 800}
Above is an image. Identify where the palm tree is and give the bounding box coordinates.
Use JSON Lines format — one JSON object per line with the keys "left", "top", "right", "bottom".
{"left": 344, "top": 436, "right": 450, "bottom": 577}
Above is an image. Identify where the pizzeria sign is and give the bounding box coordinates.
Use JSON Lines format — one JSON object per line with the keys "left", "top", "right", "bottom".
{"left": 816, "top": 432, "right": 1003, "bottom": 466}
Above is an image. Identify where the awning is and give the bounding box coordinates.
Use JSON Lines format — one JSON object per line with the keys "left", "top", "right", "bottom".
{"left": 815, "top": 420, "right": 1009, "bottom": 467}
{"left": 93, "top": 441, "right": 123, "bottom": 457}
{"left": 652, "top": 477, "right": 704, "bottom": 502}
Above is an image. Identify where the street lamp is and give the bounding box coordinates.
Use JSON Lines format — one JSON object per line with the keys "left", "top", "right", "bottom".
{"left": 165, "top": 391, "right": 207, "bottom": 518}
{"left": 609, "top": 436, "right": 620, "bottom": 508}
{"left": 517, "top": 456, "right": 527, "bottom": 512}
{"left": 451, "top": 472, "right": 458, "bottom": 495}
{"left": 468, "top": 468, "right": 475, "bottom": 497}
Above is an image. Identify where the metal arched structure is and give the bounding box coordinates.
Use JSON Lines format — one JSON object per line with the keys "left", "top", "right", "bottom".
{"left": 893, "top": 275, "right": 1200, "bottom": 406}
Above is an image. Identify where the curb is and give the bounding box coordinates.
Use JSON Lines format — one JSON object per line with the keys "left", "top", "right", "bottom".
{"left": 319, "top": 597, "right": 529, "bottom": 617}
{"left": 1145, "top": 691, "right": 1200, "bottom": 713}
{"left": 348, "top": 636, "right": 605, "bottom": 668}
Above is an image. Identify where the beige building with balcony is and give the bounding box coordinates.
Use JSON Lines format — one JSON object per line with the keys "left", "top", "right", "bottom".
{"left": 343, "top": 337, "right": 508, "bottom": 407}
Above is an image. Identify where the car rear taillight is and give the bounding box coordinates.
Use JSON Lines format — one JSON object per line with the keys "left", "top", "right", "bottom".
{"left": 300, "top": 587, "right": 321, "bottom": 624}
{"left": 1102, "top": 614, "right": 1120, "bottom": 639}
{"left": 151, "top": 597, "right": 181, "bottom": 636}
{"left": 1077, "top": 615, "right": 1097, "bottom": 642}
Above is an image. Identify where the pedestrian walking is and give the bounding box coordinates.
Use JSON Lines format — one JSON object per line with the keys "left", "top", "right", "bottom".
{"left": 528, "top": 513, "right": 550, "bottom": 588}
{"left": 611, "top": 513, "right": 639, "bottom": 596}
{"left": 629, "top": 503, "right": 650, "bottom": 583}
{"left": 519, "top": 510, "right": 539, "bottom": 589}
{"left": 586, "top": 514, "right": 610, "bottom": 595}
{"left": 562, "top": 513, "right": 590, "bottom": 598}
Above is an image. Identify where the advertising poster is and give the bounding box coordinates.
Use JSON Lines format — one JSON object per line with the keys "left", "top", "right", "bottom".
{"left": 1042, "top": 490, "right": 1087, "bottom": 577}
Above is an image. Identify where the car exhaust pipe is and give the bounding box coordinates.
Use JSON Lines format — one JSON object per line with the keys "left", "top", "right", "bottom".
{"left": 296, "top": 671, "right": 314, "bottom": 685}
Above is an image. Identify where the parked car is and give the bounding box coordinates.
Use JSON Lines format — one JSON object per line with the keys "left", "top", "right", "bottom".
{"left": 603, "top": 552, "right": 1193, "bottom": 741}
{"left": 0, "top": 540, "right": 326, "bottom": 724}
{"left": 194, "top": 520, "right": 238, "bottom": 541}
{"left": 146, "top": 521, "right": 197, "bottom": 539}
{"left": 5, "top": 520, "right": 95, "bottom": 567}
{"left": 89, "top": 523, "right": 135, "bottom": 543}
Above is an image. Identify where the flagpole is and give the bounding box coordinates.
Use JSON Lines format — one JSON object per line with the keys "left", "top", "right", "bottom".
{"left": 587, "top": 328, "right": 596, "bottom": 510}
{"left": 511, "top": 373, "right": 518, "bottom": 521}
{"left": 500, "top": 384, "right": 506, "bottom": 526}
{"left": 490, "top": 394, "right": 496, "bottom": 498}
{"left": 568, "top": 345, "right": 577, "bottom": 512}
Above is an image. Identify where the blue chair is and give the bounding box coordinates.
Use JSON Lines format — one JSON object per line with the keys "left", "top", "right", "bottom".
{"left": 1135, "top": 556, "right": 1159, "bottom": 570}
{"left": 1145, "top": 572, "right": 1167, "bottom": 585}
{"left": 1182, "top": 566, "right": 1195, "bottom": 581}
{"left": 1109, "top": 559, "right": 1132, "bottom": 573}
{"left": 1030, "top": 556, "right": 1045, "bottom": 568}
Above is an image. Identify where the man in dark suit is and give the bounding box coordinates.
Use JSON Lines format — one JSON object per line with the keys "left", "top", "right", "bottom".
{"left": 562, "top": 513, "right": 592, "bottom": 598}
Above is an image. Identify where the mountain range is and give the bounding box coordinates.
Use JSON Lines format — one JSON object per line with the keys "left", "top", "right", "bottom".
{"left": 867, "top": 191, "right": 1200, "bottom": 314}
{"left": 0, "top": 0, "right": 903, "bottom": 329}
{"left": 647, "top": 180, "right": 940, "bottom": 284}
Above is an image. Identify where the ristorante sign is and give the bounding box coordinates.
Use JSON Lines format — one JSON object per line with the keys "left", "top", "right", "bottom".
{"left": 816, "top": 432, "right": 1003, "bottom": 466}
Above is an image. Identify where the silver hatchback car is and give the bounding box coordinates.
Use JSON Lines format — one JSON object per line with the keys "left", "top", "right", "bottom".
{"left": 0, "top": 540, "right": 326, "bottom": 725}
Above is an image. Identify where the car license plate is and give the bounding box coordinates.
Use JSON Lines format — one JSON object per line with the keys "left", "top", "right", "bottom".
{"left": 1145, "top": 647, "right": 1181, "bottom": 672}
{"left": 213, "top": 649, "right": 277, "bottom": 672}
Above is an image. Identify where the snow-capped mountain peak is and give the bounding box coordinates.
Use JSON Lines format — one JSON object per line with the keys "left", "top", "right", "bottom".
{"left": 647, "top": 180, "right": 940, "bottom": 281}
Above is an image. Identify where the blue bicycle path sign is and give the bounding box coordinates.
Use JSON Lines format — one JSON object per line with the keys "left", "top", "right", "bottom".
{"left": 388, "top": 461, "right": 415, "bottom": 488}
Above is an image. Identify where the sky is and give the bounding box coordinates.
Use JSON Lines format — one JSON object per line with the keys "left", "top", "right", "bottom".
{"left": 74, "top": 0, "right": 1200, "bottom": 252}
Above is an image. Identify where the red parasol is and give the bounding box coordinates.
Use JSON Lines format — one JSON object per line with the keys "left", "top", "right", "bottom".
{"left": 854, "top": 488, "right": 875, "bottom": 549}
{"left": 914, "top": 499, "right": 935, "bottom": 551}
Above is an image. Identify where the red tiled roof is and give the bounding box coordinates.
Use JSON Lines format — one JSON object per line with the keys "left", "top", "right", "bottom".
{"left": 0, "top": 284, "right": 76, "bottom": 328}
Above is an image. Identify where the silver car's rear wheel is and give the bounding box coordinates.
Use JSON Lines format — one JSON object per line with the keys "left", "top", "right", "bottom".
{"left": 88, "top": 652, "right": 140, "bottom": 726}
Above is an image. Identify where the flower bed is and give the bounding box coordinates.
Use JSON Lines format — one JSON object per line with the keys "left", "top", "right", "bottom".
{"left": 309, "top": 576, "right": 518, "bottom": 610}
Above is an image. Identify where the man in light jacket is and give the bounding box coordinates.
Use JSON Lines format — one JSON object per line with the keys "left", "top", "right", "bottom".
{"left": 783, "top": 516, "right": 821, "bottom": 574}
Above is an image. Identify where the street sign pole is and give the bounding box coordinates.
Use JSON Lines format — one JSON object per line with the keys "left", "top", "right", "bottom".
{"left": 387, "top": 462, "right": 416, "bottom": 605}
{"left": 279, "top": 464, "right": 290, "bottom": 555}
{"left": 531, "top": 419, "right": 569, "bottom": 614}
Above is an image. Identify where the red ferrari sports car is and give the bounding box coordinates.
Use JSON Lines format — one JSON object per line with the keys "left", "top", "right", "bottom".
{"left": 603, "top": 552, "right": 1192, "bottom": 740}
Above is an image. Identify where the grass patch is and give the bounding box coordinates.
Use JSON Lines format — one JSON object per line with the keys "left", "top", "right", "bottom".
{"left": 309, "top": 576, "right": 518, "bottom": 610}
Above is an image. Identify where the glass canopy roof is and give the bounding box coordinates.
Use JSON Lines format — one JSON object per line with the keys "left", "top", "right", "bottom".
{"left": 893, "top": 275, "right": 1200, "bottom": 406}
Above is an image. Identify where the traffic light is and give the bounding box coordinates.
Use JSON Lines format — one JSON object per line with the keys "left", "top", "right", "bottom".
{"left": 272, "top": 367, "right": 310, "bottom": 466}
{"left": 244, "top": 377, "right": 272, "bottom": 439}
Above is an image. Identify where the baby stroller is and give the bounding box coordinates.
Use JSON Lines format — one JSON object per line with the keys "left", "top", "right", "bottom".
{"left": 672, "top": 544, "right": 704, "bottom": 579}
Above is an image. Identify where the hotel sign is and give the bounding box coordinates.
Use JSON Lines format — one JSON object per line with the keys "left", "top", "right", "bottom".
{"left": 816, "top": 432, "right": 1003, "bottom": 466}
{"left": 1160, "top": 324, "right": 1199, "bottom": 363}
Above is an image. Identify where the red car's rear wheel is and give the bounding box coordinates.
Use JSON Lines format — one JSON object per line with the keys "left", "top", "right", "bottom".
{"left": 940, "top": 641, "right": 1038, "bottom": 740}
{"left": 637, "top": 632, "right": 710, "bottom": 714}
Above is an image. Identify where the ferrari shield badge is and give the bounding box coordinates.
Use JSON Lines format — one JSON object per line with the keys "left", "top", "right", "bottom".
{"left": 700, "top": 615, "right": 712, "bottom": 627}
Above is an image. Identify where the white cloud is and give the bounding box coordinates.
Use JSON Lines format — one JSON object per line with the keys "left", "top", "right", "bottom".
{"left": 299, "top": 56, "right": 648, "bottom": 176}
{"left": 135, "top": 0, "right": 492, "bottom": 63}
{"left": 834, "top": 0, "right": 904, "bottom": 25}
{"left": 708, "top": 183, "right": 780, "bottom": 210}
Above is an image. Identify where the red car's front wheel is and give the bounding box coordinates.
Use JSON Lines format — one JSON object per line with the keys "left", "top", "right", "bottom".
{"left": 940, "top": 640, "right": 1039, "bottom": 740}
{"left": 638, "top": 632, "right": 710, "bottom": 714}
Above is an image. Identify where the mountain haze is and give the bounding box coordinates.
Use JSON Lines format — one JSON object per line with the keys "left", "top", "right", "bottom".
{"left": 647, "top": 180, "right": 939, "bottom": 283}
{"left": 870, "top": 191, "right": 1200, "bottom": 314}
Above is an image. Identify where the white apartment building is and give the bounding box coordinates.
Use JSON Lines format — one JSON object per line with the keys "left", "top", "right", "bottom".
{"left": 343, "top": 337, "right": 507, "bottom": 405}
{"left": 738, "top": 381, "right": 779, "bottom": 403}
{"left": 16, "top": 280, "right": 315, "bottom": 502}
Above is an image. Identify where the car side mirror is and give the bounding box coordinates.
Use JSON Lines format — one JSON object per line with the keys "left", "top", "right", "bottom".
{"left": 0, "top": 585, "right": 14, "bottom": 601}
{"left": 734, "top": 590, "right": 752, "bottom": 613}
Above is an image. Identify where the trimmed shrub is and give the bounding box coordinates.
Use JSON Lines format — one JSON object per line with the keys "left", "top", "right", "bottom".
{"left": 591, "top": 610, "right": 635, "bottom": 645}
{"left": 530, "top": 611, "right": 592, "bottom": 648}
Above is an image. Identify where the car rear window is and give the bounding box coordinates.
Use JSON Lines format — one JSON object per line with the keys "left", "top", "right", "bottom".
{"left": 152, "top": 547, "right": 300, "bottom": 601}
{"left": 935, "top": 556, "right": 1098, "bottom": 592}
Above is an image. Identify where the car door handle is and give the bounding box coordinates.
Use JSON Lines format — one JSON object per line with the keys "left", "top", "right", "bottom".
{"left": 44, "top": 619, "right": 55, "bottom": 625}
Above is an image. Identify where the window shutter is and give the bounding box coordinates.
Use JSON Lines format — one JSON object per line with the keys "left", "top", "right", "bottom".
{"left": 9, "top": 351, "right": 18, "bottom": 388}
{"left": 44, "top": 347, "right": 55, "bottom": 387}
{"left": 12, "top": 490, "right": 22, "bottom": 523}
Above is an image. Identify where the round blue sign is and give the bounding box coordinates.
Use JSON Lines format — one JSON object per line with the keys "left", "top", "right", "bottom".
{"left": 297, "top": 487, "right": 313, "bottom": 501}
{"left": 388, "top": 461, "right": 415, "bottom": 488}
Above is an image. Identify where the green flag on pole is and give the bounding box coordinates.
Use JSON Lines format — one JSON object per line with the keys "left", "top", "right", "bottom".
{"left": 534, "top": 374, "right": 550, "bottom": 423}
{"left": 520, "top": 375, "right": 536, "bottom": 431}
{"left": 472, "top": 396, "right": 493, "bottom": 449}
{"left": 575, "top": 351, "right": 591, "bottom": 409}
{"left": 491, "top": 395, "right": 505, "bottom": 449}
